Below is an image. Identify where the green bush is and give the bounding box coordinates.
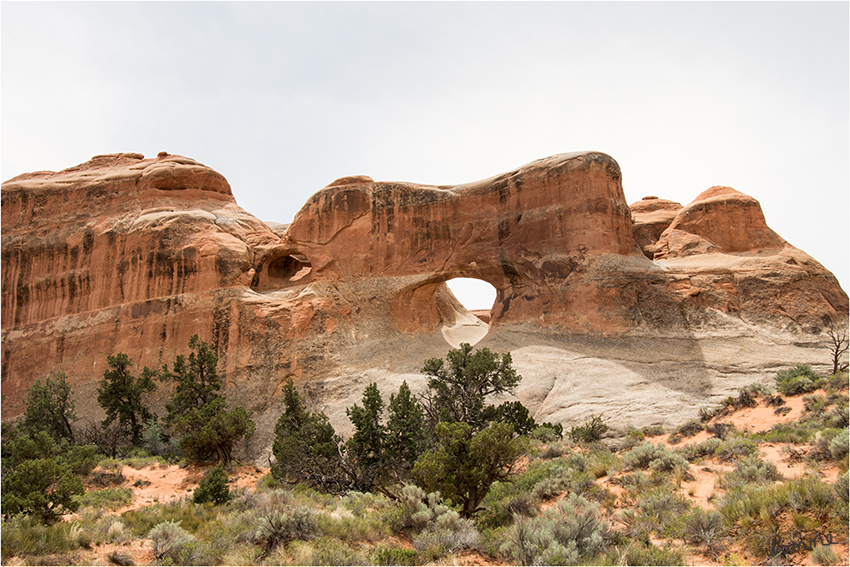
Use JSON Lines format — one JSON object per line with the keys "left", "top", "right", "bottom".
{"left": 532, "top": 423, "right": 564, "bottom": 442}
{"left": 568, "top": 414, "right": 608, "bottom": 443}
{"left": 371, "top": 545, "right": 418, "bottom": 566}
{"left": 677, "top": 437, "right": 722, "bottom": 461}
{"left": 148, "top": 520, "right": 195, "bottom": 563}
{"left": 681, "top": 508, "right": 724, "bottom": 551}
{"left": 641, "top": 425, "right": 665, "bottom": 437}
{"left": 249, "top": 506, "right": 318, "bottom": 554}
{"left": 829, "top": 428, "right": 849, "bottom": 460}
{"left": 714, "top": 435, "right": 759, "bottom": 462}
{"left": 0, "top": 514, "right": 77, "bottom": 558}
{"left": 412, "top": 508, "right": 479, "bottom": 559}
{"left": 192, "top": 464, "right": 231, "bottom": 505}
{"left": 721, "top": 456, "right": 782, "bottom": 488}
{"left": 121, "top": 499, "right": 219, "bottom": 537}
{"left": 775, "top": 364, "right": 824, "bottom": 396}
{"left": 810, "top": 544, "right": 842, "bottom": 566}
{"left": 500, "top": 492, "right": 613, "bottom": 565}
{"left": 387, "top": 484, "right": 450, "bottom": 533}
{"left": 74, "top": 487, "right": 133, "bottom": 510}
{"left": 637, "top": 488, "right": 691, "bottom": 536}
{"left": 834, "top": 472, "right": 849, "bottom": 524}
{"left": 601, "top": 542, "right": 685, "bottom": 565}
{"left": 667, "top": 420, "right": 703, "bottom": 444}
{"left": 622, "top": 442, "right": 687, "bottom": 473}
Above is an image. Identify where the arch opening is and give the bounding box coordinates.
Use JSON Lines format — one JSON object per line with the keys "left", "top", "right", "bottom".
{"left": 253, "top": 252, "right": 313, "bottom": 291}
{"left": 442, "top": 277, "right": 498, "bottom": 347}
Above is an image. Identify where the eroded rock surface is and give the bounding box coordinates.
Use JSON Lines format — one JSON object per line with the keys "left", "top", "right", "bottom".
{"left": 2, "top": 151, "right": 847, "bottom": 460}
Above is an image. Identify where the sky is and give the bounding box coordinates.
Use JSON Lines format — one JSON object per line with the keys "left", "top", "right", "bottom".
{"left": 2, "top": 1, "right": 848, "bottom": 311}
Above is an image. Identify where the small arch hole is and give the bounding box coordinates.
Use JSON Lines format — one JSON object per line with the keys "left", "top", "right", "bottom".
{"left": 442, "top": 278, "right": 497, "bottom": 347}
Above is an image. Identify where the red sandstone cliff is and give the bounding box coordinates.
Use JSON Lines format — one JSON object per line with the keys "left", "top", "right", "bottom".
{"left": 2, "top": 151, "right": 847, "bottom": 457}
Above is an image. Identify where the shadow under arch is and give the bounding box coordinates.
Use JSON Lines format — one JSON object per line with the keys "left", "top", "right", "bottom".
{"left": 251, "top": 246, "right": 313, "bottom": 291}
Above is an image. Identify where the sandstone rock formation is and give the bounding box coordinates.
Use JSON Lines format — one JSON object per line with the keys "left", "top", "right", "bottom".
{"left": 2, "top": 151, "right": 847, "bottom": 461}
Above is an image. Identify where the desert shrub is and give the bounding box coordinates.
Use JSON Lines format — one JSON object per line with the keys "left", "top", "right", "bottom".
{"left": 317, "top": 508, "right": 390, "bottom": 544}
{"left": 621, "top": 425, "right": 645, "bottom": 449}
{"left": 74, "top": 486, "right": 133, "bottom": 510}
{"left": 667, "top": 420, "right": 704, "bottom": 444}
{"left": 775, "top": 364, "right": 824, "bottom": 396}
{"left": 340, "top": 491, "right": 390, "bottom": 516}
{"left": 537, "top": 442, "right": 569, "bottom": 460}
{"left": 765, "top": 393, "right": 786, "bottom": 406}
{"left": 733, "top": 388, "right": 759, "bottom": 409}
{"left": 622, "top": 442, "right": 687, "bottom": 473}
{"left": 714, "top": 435, "right": 758, "bottom": 462}
{"left": 827, "top": 371, "right": 849, "bottom": 391}
{"left": 192, "top": 463, "right": 231, "bottom": 505}
{"left": 649, "top": 451, "right": 689, "bottom": 474}
{"left": 637, "top": 488, "right": 691, "bottom": 536}
{"left": 681, "top": 508, "right": 724, "bottom": 552}
{"left": 601, "top": 541, "right": 685, "bottom": 565}
{"left": 568, "top": 414, "right": 608, "bottom": 443}
{"left": 622, "top": 442, "right": 667, "bottom": 470}
{"left": 412, "top": 508, "right": 479, "bottom": 559}
{"left": 139, "top": 420, "right": 183, "bottom": 460}
{"left": 810, "top": 544, "right": 842, "bottom": 566}
{"left": 754, "top": 422, "right": 814, "bottom": 444}
{"left": 66, "top": 521, "right": 94, "bottom": 549}
{"left": 721, "top": 456, "right": 782, "bottom": 488}
{"left": 786, "top": 475, "right": 835, "bottom": 514}
{"left": 479, "top": 456, "right": 586, "bottom": 527}
{"left": 824, "top": 403, "right": 849, "bottom": 429}
{"left": 307, "top": 537, "right": 369, "bottom": 565}
{"left": 371, "top": 545, "right": 418, "bottom": 566}
{"left": 699, "top": 406, "right": 718, "bottom": 422}
{"left": 677, "top": 437, "right": 722, "bottom": 461}
{"left": 149, "top": 520, "right": 195, "bottom": 563}
{"left": 249, "top": 506, "right": 318, "bottom": 554}
{"left": 718, "top": 475, "right": 838, "bottom": 557}
{"left": 834, "top": 472, "right": 849, "bottom": 524}
{"left": 531, "top": 423, "right": 564, "bottom": 443}
{"left": 279, "top": 537, "right": 368, "bottom": 566}
{"left": 121, "top": 499, "right": 219, "bottom": 537}
{"left": 0, "top": 514, "right": 77, "bottom": 558}
{"left": 87, "top": 465, "right": 126, "bottom": 488}
{"left": 387, "top": 484, "right": 450, "bottom": 533}
{"left": 500, "top": 492, "right": 613, "bottom": 565}
{"left": 641, "top": 424, "right": 665, "bottom": 437}
{"left": 105, "top": 520, "right": 130, "bottom": 544}
{"left": 829, "top": 428, "right": 849, "bottom": 460}
{"left": 706, "top": 421, "right": 737, "bottom": 439}
{"left": 804, "top": 393, "right": 829, "bottom": 415}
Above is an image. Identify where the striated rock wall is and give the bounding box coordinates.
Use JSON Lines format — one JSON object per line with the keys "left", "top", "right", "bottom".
{"left": 2, "top": 151, "right": 847, "bottom": 460}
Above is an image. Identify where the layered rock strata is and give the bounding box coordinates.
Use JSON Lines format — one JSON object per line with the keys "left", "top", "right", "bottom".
{"left": 2, "top": 151, "right": 846, "bottom": 460}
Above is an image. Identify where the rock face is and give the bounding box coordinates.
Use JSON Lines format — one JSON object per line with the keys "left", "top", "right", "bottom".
{"left": 2, "top": 151, "right": 847, "bottom": 460}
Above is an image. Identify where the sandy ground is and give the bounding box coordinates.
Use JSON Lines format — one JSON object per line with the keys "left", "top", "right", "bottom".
{"left": 114, "top": 462, "right": 267, "bottom": 512}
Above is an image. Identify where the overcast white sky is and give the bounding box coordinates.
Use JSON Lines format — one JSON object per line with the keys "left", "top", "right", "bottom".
{"left": 2, "top": 1, "right": 848, "bottom": 310}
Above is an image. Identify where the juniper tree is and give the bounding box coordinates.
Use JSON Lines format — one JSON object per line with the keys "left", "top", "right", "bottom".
{"left": 346, "top": 382, "right": 386, "bottom": 489}
{"left": 412, "top": 420, "right": 528, "bottom": 518}
{"left": 19, "top": 372, "right": 77, "bottom": 444}
{"left": 420, "top": 342, "right": 521, "bottom": 431}
{"left": 385, "top": 380, "right": 427, "bottom": 479}
{"left": 97, "top": 353, "right": 156, "bottom": 445}
{"left": 272, "top": 378, "right": 349, "bottom": 493}
{"left": 160, "top": 335, "right": 254, "bottom": 463}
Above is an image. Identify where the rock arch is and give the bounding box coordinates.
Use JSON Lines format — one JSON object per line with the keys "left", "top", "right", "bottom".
{"left": 252, "top": 247, "right": 313, "bottom": 291}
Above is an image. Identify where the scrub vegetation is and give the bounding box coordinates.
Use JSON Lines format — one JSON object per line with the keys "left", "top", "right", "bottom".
{"left": 2, "top": 342, "right": 848, "bottom": 566}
